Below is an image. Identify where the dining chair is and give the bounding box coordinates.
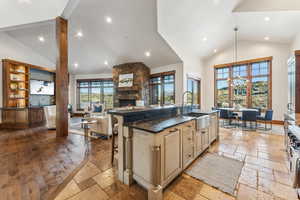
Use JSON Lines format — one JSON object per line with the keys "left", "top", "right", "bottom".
{"left": 252, "top": 107, "right": 262, "bottom": 117}
{"left": 219, "top": 109, "right": 236, "bottom": 128}
{"left": 257, "top": 109, "right": 273, "bottom": 131}
{"left": 240, "top": 110, "right": 258, "bottom": 130}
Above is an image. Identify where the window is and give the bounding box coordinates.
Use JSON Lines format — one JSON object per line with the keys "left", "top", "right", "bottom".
{"left": 214, "top": 57, "right": 272, "bottom": 110}
{"left": 77, "top": 79, "right": 114, "bottom": 110}
{"left": 187, "top": 78, "right": 201, "bottom": 107}
{"left": 150, "top": 71, "right": 175, "bottom": 105}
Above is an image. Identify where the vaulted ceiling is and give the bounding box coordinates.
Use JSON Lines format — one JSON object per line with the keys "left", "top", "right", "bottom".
{"left": 1, "top": 0, "right": 300, "bottom": 74}
{"left": 1, "top": 0, "right": 181, "bottom": 74}
{"left": 0, "top": 0, "right": 69, "bottom": 29}
{"left": 158, "top": 0, "right": 300, "bottom": 60}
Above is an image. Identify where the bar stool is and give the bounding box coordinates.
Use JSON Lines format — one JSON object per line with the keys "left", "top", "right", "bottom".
{"left": 111, "top": 115, "right": 119, "bottom": 165}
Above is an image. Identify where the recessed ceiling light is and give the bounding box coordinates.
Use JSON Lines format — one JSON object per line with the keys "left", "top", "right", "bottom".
{"left": 76, "top": 31, "right": 83, "bottom": 38}
{"left": 74, "top": 63, "right": 79, "bottom": 68}
{"left": 214, "top": 49, "right": 218, "bottom": 53}
{"left": 145, "top": 51, "right": 151, "bottom": 57}
{"left": 106, "top": 16, "right": 112, "bottom": 24}
{"left": 18, "top": 0, "right": 32, "bottom": 4}
{"left": 264, "top": 17, "right": 270, "bottom": 22}
{"left": 203, "top": 37, "right": 207, "bottom": 42}
{"left": 264, "top": 36, "right": 270, "bottom": 41}
{"left": 38, "top": 36, "right": 45, "bottom": 42}
{"left": 104, "top": 61, "right": 108, "bottom": 65}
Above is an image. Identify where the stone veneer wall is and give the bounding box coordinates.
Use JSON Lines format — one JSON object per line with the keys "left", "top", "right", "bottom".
{"left": 112, "top": 62, "right": 150, "bottom": 107}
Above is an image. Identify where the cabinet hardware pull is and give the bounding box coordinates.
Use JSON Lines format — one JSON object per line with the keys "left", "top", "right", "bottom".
{"left": 169, "top": 128, "right": 178, "bottom": 133}
{"left": 188, "top": 137, "right": 192, "bottom": 141}
{"left": 188, "top": 154, "right": 192, "bottom": 158}
{"left": 187, "top": 125, "right": 192, "bottom": 128}
{"left": 202, "top": 131, "right": 206, "bottom": 134}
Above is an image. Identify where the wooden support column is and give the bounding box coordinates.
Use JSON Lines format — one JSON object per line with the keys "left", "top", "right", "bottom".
{"left": 56, "top": 17, "right": 69, "bottom": 137}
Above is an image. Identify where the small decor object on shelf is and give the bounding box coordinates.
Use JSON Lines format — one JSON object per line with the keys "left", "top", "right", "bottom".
{"left": 119, "top": 73, "right": 133, "bottom": 87}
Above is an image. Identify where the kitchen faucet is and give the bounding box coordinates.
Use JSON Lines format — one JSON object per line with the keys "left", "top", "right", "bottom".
{"left": 181, "top": 91, "right": 193, "bottom": 115}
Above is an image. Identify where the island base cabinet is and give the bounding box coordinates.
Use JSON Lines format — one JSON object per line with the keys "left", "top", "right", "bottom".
{"left": 164, "top": 129, "right": 181, "bottom": 181}
{"left": 201, "top": 128, "right": 210, "bottom": 150}
{"left": 209, "top": 113, "right": 218, "bottom": 143}
{"left": 195, "top": 131, "right": 203, "bottom": 156}
{"left": 182, "top": 126, "right": 194, "bottom": 168}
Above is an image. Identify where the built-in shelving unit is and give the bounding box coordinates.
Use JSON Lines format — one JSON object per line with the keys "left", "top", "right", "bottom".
{"left": 3, "top": 59, "right": 30, "bottom": 108}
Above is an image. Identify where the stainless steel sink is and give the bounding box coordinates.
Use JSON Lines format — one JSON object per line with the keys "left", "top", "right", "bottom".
{"left": 183, "top": 113, "right": 210, "bottom": 130}
{"left": 183, "top": 112, "right": 207, "bottom": 117}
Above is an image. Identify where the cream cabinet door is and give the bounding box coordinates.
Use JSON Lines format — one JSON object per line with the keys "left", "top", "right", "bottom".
{"left": 182, "top": 126, "right": 194, "bottom": 168}
{"left": 209, "top": 115, "right": 217, "bottom": 143}
{"left": 164, "top": 129, "right": 181, "bottom": 180}
{"left": 195, "top": 131, "right": 202, "bottom": 156}
{"left": 201, "top": 128, "right": 209, "bottom": 150}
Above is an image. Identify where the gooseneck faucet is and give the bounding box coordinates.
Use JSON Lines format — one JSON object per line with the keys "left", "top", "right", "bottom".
{"left": 181, "top": 91, "right": 193, "bottom": 115}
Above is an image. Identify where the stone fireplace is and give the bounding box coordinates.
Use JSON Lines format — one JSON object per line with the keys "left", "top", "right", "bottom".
{"left": 112, "top": 62, "right": 150, "bottom": 107}
{"left": 119, "top": 99, "right": 136, "bottom": 107}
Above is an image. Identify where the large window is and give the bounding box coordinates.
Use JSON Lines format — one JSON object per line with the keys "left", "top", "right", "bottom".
{"left": 187, "top": 78, "right": 201, "bottom": 107}
{"left": 77, "top": 79, "right": 114, "bottom": 110}
{"left": 150, "top": 71, "right": 175, "bottom": 105}
{"left": 214, "top": 57, "right": 272, "bottom": 110}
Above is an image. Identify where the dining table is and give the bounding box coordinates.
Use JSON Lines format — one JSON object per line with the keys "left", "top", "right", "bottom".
{"left": 219, "top": 107, "right": 259, "bottom": 113}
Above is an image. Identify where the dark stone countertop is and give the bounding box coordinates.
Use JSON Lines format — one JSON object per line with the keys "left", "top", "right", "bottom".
{"left": 190, "top": 109, "right": 219, "bottom": 115}
{"left": 108, "top": 105, "right": 179, "bottom": 116}
{"left": 127, "top": 115, "right": 196, "bottom": 133}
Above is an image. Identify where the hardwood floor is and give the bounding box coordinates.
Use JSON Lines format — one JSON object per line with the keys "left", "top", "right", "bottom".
{"left": 0, "top": 127, "right": 112, "bottom": 200}
{"left": 0, "top": 126, "right": 297, "bottom": 200}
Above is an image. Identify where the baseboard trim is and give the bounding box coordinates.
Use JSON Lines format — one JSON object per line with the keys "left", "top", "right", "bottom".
{"left": 272, "top": 120, "right": 284, "bottom": 125}
{"left": 256, "top": 120, "right": 284, "bottom": 125}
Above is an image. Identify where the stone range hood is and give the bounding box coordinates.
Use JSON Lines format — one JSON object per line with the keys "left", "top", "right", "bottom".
{"left": 112, "top": 62, "right": 150, "bottom": 107}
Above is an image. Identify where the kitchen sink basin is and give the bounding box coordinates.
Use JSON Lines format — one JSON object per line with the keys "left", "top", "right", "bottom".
{"left": 183, "top": 112, "right": 207, "bottom": 118}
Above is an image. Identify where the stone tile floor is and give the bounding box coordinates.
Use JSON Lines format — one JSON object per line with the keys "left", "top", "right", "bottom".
{"left": 54, "top": 127, "right": 298, "bottom": 200}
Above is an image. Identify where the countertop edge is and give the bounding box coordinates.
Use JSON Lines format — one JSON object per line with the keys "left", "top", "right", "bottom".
{"left": 126, "top": 116, "right": 196, "bottom": 133}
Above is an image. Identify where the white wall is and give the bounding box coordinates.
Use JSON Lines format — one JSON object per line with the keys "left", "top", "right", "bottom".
{"left": 151, "top": 63, "right": 184, "bottom": 105}
{"left": 182, "top": 56, "right": 205, "bottom": 108}
{"left": 203, "top": 41, "right": 290, "bottom": 121}
{"left": 291, "top": 31, "right": 300, "bottom": 53}
{"left": 0, "top": 32, "right": 54, "bottom": 107}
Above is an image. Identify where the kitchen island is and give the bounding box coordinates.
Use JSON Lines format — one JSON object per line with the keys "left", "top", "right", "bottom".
{"left": 108, "top": 106, "right": 219, "bottom": 200}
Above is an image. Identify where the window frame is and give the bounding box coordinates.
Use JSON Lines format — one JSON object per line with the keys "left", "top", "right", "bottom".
{"left": 76, "top": 78, "right": 113, "bottom": 111}
{"left": 214, "top": 57, "right": 272, "bottom": 110}
{"left": 150, "top": 71, "right": 176, "bottom": 106}
{"left": 187, "top": 77, "right": 201, "bottom": 108}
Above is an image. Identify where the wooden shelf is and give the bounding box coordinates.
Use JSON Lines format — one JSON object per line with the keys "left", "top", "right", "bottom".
{"left": 9, "top": 97, "right": 28, "bottom": 100}
{"left": 10, "top": 88, "right": 28, "bottom": 91}
{"left": 10, "top": 80, "right": 27, "bottom": 83}
{"left": 117, "top": 86, "right": 139, "bottom": 91}
{"left": 10, "top": 71, "right": 28, "bottom": 75}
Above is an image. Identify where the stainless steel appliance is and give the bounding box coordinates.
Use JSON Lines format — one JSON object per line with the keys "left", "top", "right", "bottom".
{"left": 286, "top": 124, "right": 300, "bottom": 191}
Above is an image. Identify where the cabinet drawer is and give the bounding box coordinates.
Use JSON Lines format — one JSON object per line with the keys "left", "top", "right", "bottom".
{"left": 183, "top": 145, "right": 193, "bottom": 167}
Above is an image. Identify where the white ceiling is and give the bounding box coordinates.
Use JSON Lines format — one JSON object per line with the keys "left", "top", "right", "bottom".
{"left": 0, "top": 0, "right": 69, "bottom": 29}
{"left": 2, "top": 0, "right": 300, "bottom": 74}
{"left": 234, "top": 0, "right": 300, "bottom": 12}
{"left": 158, "top": 0, "right": 300, "bottom": 59}
{"left": 3, "top": 0, "right": 181, "bottom": 74}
